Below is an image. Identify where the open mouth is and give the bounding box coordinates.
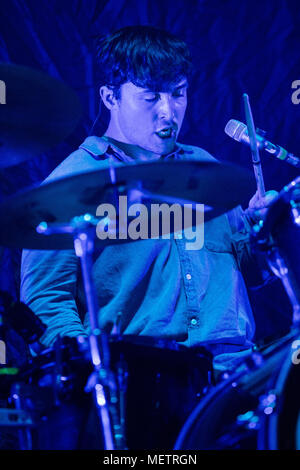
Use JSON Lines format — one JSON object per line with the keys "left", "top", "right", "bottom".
{"left": 156, "top": 127, "right": 175, "bottom": 139}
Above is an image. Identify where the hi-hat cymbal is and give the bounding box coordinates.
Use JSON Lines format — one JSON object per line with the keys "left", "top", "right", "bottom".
{"left": 0, "top": 63, "right": 82, "bottom": 168}
{"left": 0, "top": 159, "right": 256, "bottom": 250}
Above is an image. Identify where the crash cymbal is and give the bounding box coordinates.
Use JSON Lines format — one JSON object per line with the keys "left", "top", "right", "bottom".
{"left": 0, "top": 159, "right": 256, "bottom": 250}
{"left": 0, "top": 63, "right": 82, "bottom": 168}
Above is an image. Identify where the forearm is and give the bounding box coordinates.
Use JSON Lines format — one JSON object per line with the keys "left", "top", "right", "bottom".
{"left": 21, "top": 248, "right": 86, "bottom": 347}
{"left": 227, "top": 206, "right": 275, "bottom": 288}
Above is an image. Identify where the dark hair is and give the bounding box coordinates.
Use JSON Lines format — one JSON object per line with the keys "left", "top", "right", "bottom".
{"left": 95, "top": 25, "right": 193, "bottom": 97}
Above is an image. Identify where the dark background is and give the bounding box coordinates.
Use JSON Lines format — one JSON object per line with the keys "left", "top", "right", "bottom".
{"left": 0, "top": 0, "right": 299, "bottom": 350}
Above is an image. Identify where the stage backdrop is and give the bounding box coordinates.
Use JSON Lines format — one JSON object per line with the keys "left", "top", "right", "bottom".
{"left": 0, "top": 0, "right": 299, "bottom": 347}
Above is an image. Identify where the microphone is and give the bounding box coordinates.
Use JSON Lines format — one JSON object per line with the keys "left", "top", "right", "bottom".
{"left": 225, "top": 119, "right": 300, "bottom": 169}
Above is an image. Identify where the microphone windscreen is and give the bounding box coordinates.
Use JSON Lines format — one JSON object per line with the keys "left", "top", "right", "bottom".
{"left": 225, "top": 119, "right": 247, "bottom": 142}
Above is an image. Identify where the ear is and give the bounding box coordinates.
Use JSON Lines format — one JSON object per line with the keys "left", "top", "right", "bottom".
{"left": 99, "top": 85, "right": 118, "bottom": 110}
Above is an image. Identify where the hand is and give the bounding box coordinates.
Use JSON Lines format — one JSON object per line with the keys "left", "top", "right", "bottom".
{"left": 247, "top": 189, "right": 278, "bottom": 221}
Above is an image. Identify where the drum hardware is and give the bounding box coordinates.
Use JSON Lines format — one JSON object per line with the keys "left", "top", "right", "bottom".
{"left": 4, "top": 336, "right": 95, "bottom": 450}
{"left": 174, "top": 367, "right": 247, "bottom": 450}
{"left": 0, "top": 406, "right": 34, "bottom": 451}
{"left": 1, "top": 335, "right": 212, "bottom": 450}
{"left": 52, "top": 336, "right": 65, "bottom": 407}
{"left": 252, "top": 176, "right": 300, "bottom": 327}
{"left": 207, "top": 409, "right": 260, "bottom": 449}
{"left": 291, "top": 200, "right": 300, "bottom": 227}
{"left": 0, "top": 407, "right": 33, "bottom": 428}
{"left": 0, "top": 293, "right": 45, "bottom": 449}
{"left": 236, "top": 409, "right": 260, "bottom": 430}
{"left": 230, "top": 95, "right": 299, "bottom": 323}
{"left": 258, "top": 391, "right": 277, "bottom": 416}
{"left": 284, "top": 179, "right": 300, "bottom": 227}
{"left": 0, "top": 61, "right": 298, "bottom": 449}
{"left": 242, "top": 94, "right": 298, "bottom": 324}
{"left": 107, "top": 336, "right": 213, "bottom": 449}
{"left": 115, "top": 355, "right": 129, "bottom": 449}
{"left": 0, "top": 159, "right": 256, "bottom": 250}
{"left": 174, "top": 329, "right": 300, "bottom": 450}
{"left": 36, "top": 214, "right": 123, "bottom": 450}
{"left": 267, "top": 248, "right": 300, "bottom": 325}
{"left": 0, "top": 158, "right": 254, "bottom": 449}
{"left": 0, "top": 158, "right": 257, "bottom": 449}
{"left": 10, "top": 382, "right": 33, "bottom": 450}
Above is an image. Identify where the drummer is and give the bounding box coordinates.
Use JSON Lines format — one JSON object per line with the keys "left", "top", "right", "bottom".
{"left": 21, "top": 25, "right": 276, "bottom": 375}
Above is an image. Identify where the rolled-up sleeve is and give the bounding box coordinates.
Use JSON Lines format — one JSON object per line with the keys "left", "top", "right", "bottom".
{"left": 20, "top": 248, "right": 86, "bottom": 347}
{"left": 227, "top": 206, "right": 274, "bottom": 288}
{"left": 19, "top": 143, "right": 112, "bottom": 346}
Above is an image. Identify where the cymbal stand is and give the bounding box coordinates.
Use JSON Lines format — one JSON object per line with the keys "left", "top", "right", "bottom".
{"left": 37, "top": 215, "right": 124, "bottom": 450}
{"left": 267, "top": 246, "right": 300, "bottom": 325}
{"left": 252, "top": 177, "right": 300, "bottom": 327}
{"left": 268, "top": 180, "right": 300, "bottom": 326}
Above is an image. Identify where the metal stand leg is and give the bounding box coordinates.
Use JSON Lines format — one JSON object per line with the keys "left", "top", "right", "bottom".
{"left": 268, "top": 247, "right": 300, "bottom": 326}
{"left": 11, "top": 383, "right": 32, "bottom": 450}
{"left": 74, "top": 226, "right": 115, "bottom": 450}
{"left": 38, "top": 216, "right": 125, "bottom": 450}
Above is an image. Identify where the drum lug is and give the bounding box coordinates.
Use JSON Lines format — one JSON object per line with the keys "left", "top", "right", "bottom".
{"left": 235, "top": 390, "right": 277, "bottom": 432}
{"left": 10, "top": 382, "right": 34, "bottom": 449}
{"left": 258, "top": 390, "right": 277, "bottom": 416}
{"left": 245, "top": 351, "right": 265, "bottom": 370}
{"left": 236, "top": 410, "right": 260, "bottom": 430}
{"left": 290, "top": 200, "right": 300, "bottom": 227}
{"left": 284, "top": 177, "right": 300, "bottom": 227}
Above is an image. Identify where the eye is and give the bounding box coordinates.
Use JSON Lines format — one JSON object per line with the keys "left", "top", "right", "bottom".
{"left": 173, "top": 90, "right": 186, "bottom": 98}
{"left": 144, "top": 93, "right": 160, "bottom": 102}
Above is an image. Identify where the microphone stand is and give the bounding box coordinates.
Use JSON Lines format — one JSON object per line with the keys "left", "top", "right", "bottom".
{"left": 243, "top": 95, "right": 300, "bottom": 327}
{"left": 243, "top": 93, "right": 266, "bottom": 199}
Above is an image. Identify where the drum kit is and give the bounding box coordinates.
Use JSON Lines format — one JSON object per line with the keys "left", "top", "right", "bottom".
{"left": 0, "top": 63, "right": 299, "bottom": 450}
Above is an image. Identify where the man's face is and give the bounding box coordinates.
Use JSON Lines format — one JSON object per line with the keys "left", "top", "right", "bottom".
{"left": 108, "top": 79, "right": 188, "bottom": 157}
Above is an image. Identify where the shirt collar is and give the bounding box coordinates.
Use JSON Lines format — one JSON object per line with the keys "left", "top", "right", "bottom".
{"left": 79, "top": 135, "right": 185, "bottom": 163}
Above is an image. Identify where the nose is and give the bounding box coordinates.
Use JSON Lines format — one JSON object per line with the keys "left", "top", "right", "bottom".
{"left": 157, "top": 94, "right": 175, "bottom": 122}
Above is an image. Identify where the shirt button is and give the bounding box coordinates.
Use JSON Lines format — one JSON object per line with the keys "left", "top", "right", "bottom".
{"left": 190, "top": 318, "right": 197, "bottom": 326}
{"left": 186, "top": 273, "right": 192, "bottom": 280}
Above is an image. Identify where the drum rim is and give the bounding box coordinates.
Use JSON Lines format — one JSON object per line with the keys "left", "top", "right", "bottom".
{"left": 173, "top": 368, "right": 245, "bottom": 450}
{"left": 258, "top": 336, "right": 300, "bottom": 450}
{"left": 174, "top": 330, "right": 300, "bottom": 450}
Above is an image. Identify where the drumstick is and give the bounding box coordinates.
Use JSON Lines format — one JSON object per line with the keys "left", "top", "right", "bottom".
{"left": 243, "top": 93, "right": 266, "bottom": 200}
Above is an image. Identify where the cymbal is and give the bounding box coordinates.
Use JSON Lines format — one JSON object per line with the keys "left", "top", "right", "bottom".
{"left": 0, "top": 63, "right": 82, "bottom": 168}
{"left": 0, "top": 159, "right": 256, "bottom": 250}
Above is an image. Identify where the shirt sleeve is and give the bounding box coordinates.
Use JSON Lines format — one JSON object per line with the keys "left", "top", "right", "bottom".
{"left": 19, "top": 144, "right": 112, "bottom": 347}
{"left": 226, "top": 205, "right": 275, "bottom": 288}
{"left": 20, "top": 248, "right": 86, "bottom": 347}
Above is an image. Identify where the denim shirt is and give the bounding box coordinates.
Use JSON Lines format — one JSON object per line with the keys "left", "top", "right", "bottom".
{"left": 21, "top": 136, "right": 258, "bottom": 371}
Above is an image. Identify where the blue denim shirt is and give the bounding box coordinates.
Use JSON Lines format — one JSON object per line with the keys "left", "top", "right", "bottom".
{"left": 21, "top": 136, "right": 258, "bottom": 371}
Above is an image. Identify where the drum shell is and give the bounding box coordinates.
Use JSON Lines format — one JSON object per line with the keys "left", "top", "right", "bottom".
{"left": 107, "top": 335, "right": 213, "bottom": 449}
{"left": 12, "top": 339, "right": 95, "bottom": 450}
{"left": 174, "top": 333, "right": 300, "bottom": 450}
{"left": 12, "top": 336, "right": 212, "bottom": 450}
